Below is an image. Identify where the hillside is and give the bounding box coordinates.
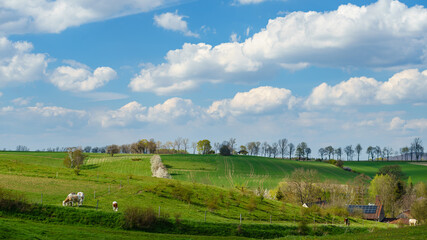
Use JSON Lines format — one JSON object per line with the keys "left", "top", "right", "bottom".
{"left": 162, "top": 155, "right": 358, "bottom": 189}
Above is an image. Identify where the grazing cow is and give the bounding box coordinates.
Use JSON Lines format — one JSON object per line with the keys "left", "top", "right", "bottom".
{"left": 77, "top": 192, "right": 84, "bottom": 206}
{"left": 62, "top": 193, "right": 78, "bottom": 206}
{"left": 409, "top": 219, "right": 418, "bottom": 226}
{"left": 112, "top": 201, "right": 118, "bottom": 211}
{"left": 344, "top": 218, "right": 350, "bottom": 226}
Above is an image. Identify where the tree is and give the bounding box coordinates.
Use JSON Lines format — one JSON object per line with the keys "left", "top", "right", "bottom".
{"left": 284, "top": 168, "right": 320, "bottom": 204}
{"left": 254, "top": 142, "right": 261, "bottom": 156}
{"left": 106, "top": 144, "right": 120, "bottom": 157}
{"left": 83, "top": 146, "right": 92, "bottom": 153}
{"left": 64, "top": 147, "right": 86, "bottom": 169}
{"left": 174, "top": 137, "right": 183, "bottom": 152}
{"left": 411, "top": 198, "right": 427, "bottom": 224}
{"left": 238, "top": 145, "right": 248, "bottom": 155}
{"left": 197, "top": 140, "right": 212, "bottom": 155}
{"left": 366, "top": 146, "right": 375, "bottom": 161}
{"left": 370, "top": 174, "right": 405, "bottom": 217}
{"left": 305, "top": 147, "right": 311, "bottom": 160}
{"left": 412, "top": 138, "right": 424, "bottom": 161}
{"left": 191, "top": 142, "right": 197, "bottom": 154}
{"left": 247, "top": 142, "right": 256, "bottom": 156}
{"left": 375, "top": 146, "right": 382, "bottom": 160}
{"left": 325, "top": 146, "right": 334, "bottom": 160}
{"left": 318, "top": 148, "right": 326, "bottom": 160}
{"left": 400, "top": 147, "right": 409, "bottom": 161}
{"left": 219, "top": 144, "right": 231, "bottom": 156}
{"left": 278, "top": 138, "right": 288, "bottom": 159}
{"left": 120, "top": 144, "right": 131, "bottom": 153}
{"left": 296, "top": 142, "right": 307, "bottom": 160}
{"left": 271, "top": 142, "right": 278, "bottom": 158}
{"left": 91, "top": 147, "right": 99, "bottom": 153}
{"left": 344, "top": 145, "right": 353, "bottom": 161}
{"left": 228, "top": 138, "right": 236, "bottom": 154}
{"left": 182, "top": 138, "right": 189, "bottom": 153}
{"left": 335, "top": 147, "right": 342, "bottom": 160}
{"left": 377, "top": 165, "right": 403, "bottom": 180}
{"left": 355, "top": 144, "right": 362, "bottom": 161}
{"left": 147, "top": 139, "right": 157, "bottom": 154}
{"left": 288, "top": 143, "right": 295, "bottom": 160}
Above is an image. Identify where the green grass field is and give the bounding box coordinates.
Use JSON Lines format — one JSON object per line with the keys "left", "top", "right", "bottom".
{"left": 162, "top": 155, "right": 358, "bottom": 189}
{"left": 343, "top": 161, "right": 427, "bottom": 183}
{"left": 1, "top": 151, "right": 425, "bottom": 239}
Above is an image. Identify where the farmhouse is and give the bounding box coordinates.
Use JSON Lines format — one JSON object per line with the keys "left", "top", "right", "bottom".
{"left": 347, "top": 196, "right": 385, "bottom": 222}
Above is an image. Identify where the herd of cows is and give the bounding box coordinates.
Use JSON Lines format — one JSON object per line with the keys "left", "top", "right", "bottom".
{"left": 62, "top": 192, "right": 118, "bottom": 211}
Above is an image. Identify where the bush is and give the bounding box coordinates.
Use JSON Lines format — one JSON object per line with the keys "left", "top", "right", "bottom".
{"left": 335, "top": 160, "right": 343, "bottom": 168}
{"left": 124, "top": 206, "right": 159, "bottom": 230}
{"left": 411, "top": 198, "right": 427, "bottom": 224}
{"left": 0, "top": 188, "right": 28, "bottom": 212}
{"left": 297, "top": 220, "right": 310, "bottom": 235}
{"left": 219, "top": 145, "right": 231, "bottom": 156}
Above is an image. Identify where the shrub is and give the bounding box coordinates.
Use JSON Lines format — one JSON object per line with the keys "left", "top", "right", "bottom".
{"left": 335, "top": 160, "right": 343, "bottom": 168}
{"left": 246, "top": 196, "right": 257, "bottom": 213}
{"left": 219, "top": 145, "right": 231, "bottom": 156}
{"left": 411, "top": 198, "right": 427, "bottom": 224}
{"left": 0, "top": 188, "right": 28, "bottom": 212}
{"left": 206, "top": 196, "right": 219, "bottom": 211}
{"left": 297, "top": 220, "right": 310, "bottom": 235}
{"left": 123, "top": 206, "right": 158, "bottom": 230}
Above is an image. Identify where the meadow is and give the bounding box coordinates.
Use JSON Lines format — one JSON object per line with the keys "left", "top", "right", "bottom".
{"left": 1, "top": 151, "right": 425, "bottom": 239}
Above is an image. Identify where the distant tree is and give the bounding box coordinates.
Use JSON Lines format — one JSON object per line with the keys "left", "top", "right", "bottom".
{"left": 107, "top": 144, "right": 120, "bottom": 157}
{"left": 219, "top": 144, "right": 231, "bottom": 156}
{"left": 99, "top": 147, "right": 106, "bottom": 153}
{"left": 400, "top": 147, "right": 409, "bottom": 161}
{"left": 83, "top": 146, "right": 92, "bottom": 153}
{"left": 285, "top": 168, "right": 320, "bottom": 204}
{"left": 271, "top": 142, "right": 278, "bottom": 158}
{"left": 325, "top": 146, "right": 334, "bottom": 160}
{"left": 383, "top": 147, "right": 393, "bottom": 161}
{"left": 91, "top": 147, "right": 99, "bottom": 153}
{"left": 214, "top": 142, "right": 221, "bottom": 153}
{"left": 412, "top": 138, "right": 424, "bottom": 161}
{"left": 254, "top": 142, "right": 261, "bottom": 156}
{"left": 238, "top": 145, "right": 248, "bottom": 155}
{"left": 377, "top": 165, "right": 403, "bottom": 180}
{"left": 344, "top": 145, "right": 353, "bottom": 161}
{"left": 228, "top": 138, "right": 236, "bottom": 153}
{"left": 120, "top": 144, "right": 131, "bottom": 154}
{"left": 305, "top": 147, "right": 311, "bottom": 160}
{"left": 182, "top": 138, "right": 189, "bottom": 153}
{"left": 64, "top": 147, "right": 86, "bottom": 169}
{"left": 261, "top": 142, "right": 269, "bottom": 156}
{"left": 366, "top": 146, "right": 374, "bottom": 161}
{"left": 318, "top": 148, "right": 326, "bottom": 160}
{"left": 191, "top": 142, "right": 197, "bottom": 154}
{"left": 147, "top": 139, "right": 157, "bottom": 154}
{"left": 174, "top": 137, "right": 183, "bottom": 152}
{"left": 138, "top": 139, "right": 149, "bottom": 153}
{"left": 335, "top": 147, "right": 342, "bottom": 160}
{"left": 247, "top": 142, "right": 256, "bottom": 156}
{"left": 375, "top": 146, "right": 382, "bottom": 160}
{"left": 296, "top": 142, "right": 307, "bottom": 160}
{"left": 355, "top": 144, "right": 362, "bottom": 161}
{"left": 197, "top": 140, "right": 212, "bottom": 155}
{"left": 278, "top": 138, "right": 288, "bottom": 159}
{"left": 288, "top": 143, "right": 295, "bottom": 160}
{"left": 16, "top": 145, "right": 29, "bottom": 151}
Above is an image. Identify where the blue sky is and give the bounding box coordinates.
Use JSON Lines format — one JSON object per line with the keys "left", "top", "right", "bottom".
{"left": 0, "top": 0, "right": 426, "bottom": 158}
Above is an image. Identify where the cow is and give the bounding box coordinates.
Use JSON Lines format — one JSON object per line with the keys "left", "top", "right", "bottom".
{"left": 62, "top": 193, "right": 78, "bottom": 206}
{"left": 112, "top": 201, "right": 118, "bottom": 211}
{"left": 409, "top": 219, "right": 418, "bottom": 226}
{"left": 77, "top": 192, "right": 84, "bottom": 206}
{"left": 344, "top": 218, "right": 350, "bottom": 226}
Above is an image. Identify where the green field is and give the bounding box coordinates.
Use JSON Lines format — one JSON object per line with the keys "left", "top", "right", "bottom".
{"left": 343, "top": 161, "right": 427, "bottom": 183}
{"left": 1, "top": 151, "right": 425, "bottom": 239}
{"left": 162, "top": 155, "right": 358, "bottom": 189}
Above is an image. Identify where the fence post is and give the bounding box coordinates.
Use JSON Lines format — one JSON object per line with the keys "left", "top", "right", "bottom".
{"left": 94, "top": 191, "right": 96, "bottom": 199}
{"left": 96, "top": 200, "right": 99, "bottom": 210}
{"left": 41, "top": 193, "right": 43, "bottom": 205}
{"left": 240, "top": 213, "right": 242, "bottom": 224}
{"left": 204, "top": 211, "right": 207, "bottom": 222}
{"left": 158, "top": 206, "right": 161, "bottom": 217}
{"left": 314, "top": 216, "right": 315, "bottom": 225}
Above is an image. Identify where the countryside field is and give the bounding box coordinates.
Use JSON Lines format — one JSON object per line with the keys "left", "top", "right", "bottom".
{"left": 1, "top": 151, "right": 426, "bottom": 239}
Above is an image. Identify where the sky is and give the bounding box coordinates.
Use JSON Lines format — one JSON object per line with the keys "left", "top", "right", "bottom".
{"left": 0, "top": 0, "right": 426, "bottom": 159}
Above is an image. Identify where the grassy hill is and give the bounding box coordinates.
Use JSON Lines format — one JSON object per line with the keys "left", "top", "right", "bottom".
{"left": 2, "top": 151, "right": 424, "bottom": 239}
{"left": 162, "top": 155, "right": 358, "bottom": 189}
{"left": 343, "top": 161, "right": 427, "bottom": 183}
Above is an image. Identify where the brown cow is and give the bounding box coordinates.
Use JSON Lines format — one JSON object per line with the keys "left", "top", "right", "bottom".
{"left": 62, "top": 193, "right": 79, "bottom": 206}
{"left": 112, "top": 201, "right": 118, "bottom": 211}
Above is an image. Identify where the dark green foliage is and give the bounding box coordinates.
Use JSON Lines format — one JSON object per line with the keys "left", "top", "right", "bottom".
{"left": 297, "top": 220, "right": 310, "bottom": 235}
{"left": 123, "top": 206, "right": 168, "bottom": 230}
{"left": 377, "top": 165, "right": 403, "bottom": 180}
{"left": 63, "top": 148, "right": 87, "bottom": 169}
{"left": 219, "top": 145, "right": 231, "bottom": 156}
{"left": 335, "top": 160, "right": 343, "bottom": 168}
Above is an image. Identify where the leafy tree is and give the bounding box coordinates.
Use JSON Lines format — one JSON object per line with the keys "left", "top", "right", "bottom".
{"left": 411, "top": 138, "right": 424, "bottom": 161}
{"left": 284, "top": 168, "right": 320, "bottom": 204}
{"left": 238, "top": 145, "right": 248, "bottom": 155}
{"left": 107, "top": 144, "right": 120, "bottom": 157}
{"left": 344, "top": 145, "right": 354, "bottom": 161}
{"left": 366, "top": 146, "right": 375, "bottom": 161}
{"left": 305, "top": 147, "right": 311, "bottom": 160}
{"left": 219, "top": 144, "right": 231, "bottom": 156}
{"left": 325, "top": 146, "right": 334, "bottom": 160}
{"left": 335, "top": 147, "right": 342, "bottom": 160}
{"left": 83, "top": 146, "right": 92, "bottom": 153}
{"left": 64, "top": 147, "right": 87, "bottom": 169}
{"left": 197, "top": 139, "right": 212, "bottom": 155}
{"left": 318, "top": 148, "right": 326, "bottom": 160}
{"left": 355, "top": 144, "right": 362, "bottom": 161}
{"left": 278, "top": 138, "right": 288, "bottom": 159}
{"left": 377, "top": 165, "right": 403, "bottom": 180}
{"left": 411, "top": 198, "right": 427, "bottom": 224}
{"left": 288, "top": 143, "right": 295, "bottom": 160}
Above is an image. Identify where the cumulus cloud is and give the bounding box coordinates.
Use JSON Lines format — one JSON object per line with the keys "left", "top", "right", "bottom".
{"left": 27, "top": 103, "right": 86, "bottom": 118}
{"left": 154, "top": 11, "right": 198, "bottom": 37}
{"left": 12, "top": 97, "right": 30, "bottom": 106}
{"left": 235, "top": 0, "right": 268, "bottom": 4}
{"left": 306, "top": 69, "right": 427, "bottom": 107}
{"left": 49, "top": 64, "right": 117, "bottom": 92}
{"left": 0, "top": 37, "right": 47, "bottom": 86}
{"left": 207, "top": 86, "right": 297, "bottom": 118}
{"left": 389, "top": 117, "right": 427, "bottom": 131}
{"left": 130, "top": 0, "right": 427, "bottom": 95}
{"left": 93, "top": 98, "right": 202, "bottom": 127}
{"left": 0, "top": 0, "right": 175, "bottom": 35}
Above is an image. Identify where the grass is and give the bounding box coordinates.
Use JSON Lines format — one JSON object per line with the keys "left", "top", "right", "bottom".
{"left": 162, "top": 155, "right": 358, "bottom": 189}
{"left": 343, "top": 161, "right": 427, "bottom": 183}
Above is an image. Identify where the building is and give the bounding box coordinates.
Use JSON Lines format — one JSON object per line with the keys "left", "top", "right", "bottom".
{"left": 347, "top": 196, "right": 385, "bottom": 222}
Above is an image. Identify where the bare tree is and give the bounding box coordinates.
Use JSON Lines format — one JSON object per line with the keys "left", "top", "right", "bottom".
{"left": 261, "top": 142, "right": 269, "bottom": 156}
{"left": 182, "top": 138, "right": 189, "bottom": 153}
{"left": 412, "top": 138, "right": 424, "bottom": 161}
{"left": 278, "top": 138, "right": 288, "bottom": 159}
{"left": 366, "top": 146, "right": 375, "bottom": 161}
{"left": 335, "top": 147, "right": 342, "bottom": 160}
{"left": 296, "top": 142, "right": 307, "bottom": 160}
{"left": 288, "top": 143, "right": 295, "bottom": 160}
{"left": 254, "top": 142, "right": 261, "bottom": 156}
{"left": 228, "top": 138, "right": 236, "bottom": 153}
{"left": 305, "top": 147, "right": 311, "bottom": 160}
{"left": 271, "top": 142, "right": 278, "bottom": 158}
{"left": 325, "top": 146, "right": 334, "bottom": 160}
{"left": 174, "top": 137, "right": 183, "bottom": 152}
{"left": 318, "top": 148, "right": 326, "bottom": 160}
{"left": 191, "top": 142, "right": 197, "bottom": 154}
{"left": 283, "top": 168, "right": 320, "bottom": 204}
{"left": 344, "top": 145, "right": 353, "bottom": 161}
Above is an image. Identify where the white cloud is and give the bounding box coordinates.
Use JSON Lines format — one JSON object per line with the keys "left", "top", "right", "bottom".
{"left": 0, "top": 0, "right": 175, "bottom": 35}
{"left": 0, "top": 92, "right": 2, "bottom": 97}
{"left": 50, "top": 65, "right": 117, "bottom": 92}
{"left": 130, "top": 0, "right": 427, "bottom": 95}
{"left": 235, "top": 0, "right": 268, "bottom": 4}
{"left": 1, "top": 106, "right": 13, "bottom": 112}
{"left": 93, "top": 98, "right": 202, "bottom": 127}
{"left": 230, "top": 33, "right": 240, "bottom": 42}
{"left": 12, "top": 97, "right": 30, "bottom": 106}
{"left": 154, "top": 11, "right": 198, "bottom": 37}
{"left": 27, "top": 103, "right": 86, "bottom": 118}
{"left": 389, "top": 117, "right": 427, "bottom": 131}
{"left": 306, "top": 69, "right": 427, "bottom": 107}
{"left": 207, "top": 86, "right": 297, "bottom": 118}
{"left": 0, "top": 37, "right": 47, "bottom": 86}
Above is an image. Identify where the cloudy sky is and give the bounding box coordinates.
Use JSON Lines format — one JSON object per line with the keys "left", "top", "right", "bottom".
{"left": 0, "top": 0, "right": 426, "bottom": 158}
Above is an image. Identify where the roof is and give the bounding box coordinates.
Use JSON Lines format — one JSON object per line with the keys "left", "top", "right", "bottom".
{"left": 348, "top": 205, "right": 378, "bottom": 214}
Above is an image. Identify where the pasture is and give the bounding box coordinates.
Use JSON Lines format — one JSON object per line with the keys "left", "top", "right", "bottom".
{"left": 162, "top": 155, "right": 358, "bottom": 189}
{"left": 343, "top": 161, "right": 427, "bottom": 183}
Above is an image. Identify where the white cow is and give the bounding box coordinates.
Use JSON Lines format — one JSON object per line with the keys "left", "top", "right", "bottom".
{"left": 77, "top": 192, "right": 84, "bottom": 206}
{"left": 112, "top": 201, "right": 118, "bottom": 211}
{"left": 409, "top": 219, "right": 418, "bottom": 226}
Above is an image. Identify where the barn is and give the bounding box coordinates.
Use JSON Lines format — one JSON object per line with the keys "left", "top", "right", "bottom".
{"left": 347, "top": 196, "right": 385, "bottom": 222}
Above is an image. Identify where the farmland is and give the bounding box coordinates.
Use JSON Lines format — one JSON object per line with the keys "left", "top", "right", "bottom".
{"left": 0, "top": 151, "right": 425, "bottom": 239}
